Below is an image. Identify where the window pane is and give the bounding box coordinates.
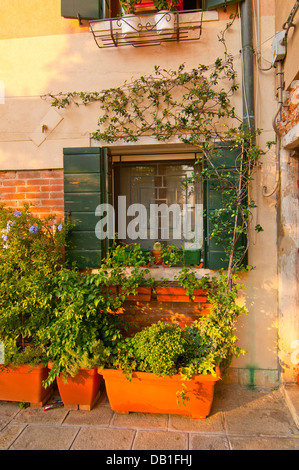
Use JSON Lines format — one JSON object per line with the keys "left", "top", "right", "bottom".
{"left": 114, "top": 161, "right": 202, "bottom": 250}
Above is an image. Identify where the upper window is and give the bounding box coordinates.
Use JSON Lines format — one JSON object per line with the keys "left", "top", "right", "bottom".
{"left": 61, "top": 0, "right": 237, "bottom": 21}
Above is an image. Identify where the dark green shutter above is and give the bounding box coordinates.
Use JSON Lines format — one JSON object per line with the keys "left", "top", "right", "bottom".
{"left": 61, "top": 0, "right": 102, "bottom": 20}
{"left": 203, "top": 0, "right": 242, "bottom": 10}
{"left": 63, "top": 147, "right": 111, "bottom": 269}
{"left": 203, "top": 142, "right": 245, "bottom": 270}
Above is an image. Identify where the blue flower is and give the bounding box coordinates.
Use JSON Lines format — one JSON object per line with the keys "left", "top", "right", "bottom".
{"left": 57, "top": 224, "right": 63, "bottom": 232}
{"left": 29, "top": 225, "right": 38, "bottom": 233}
{"left": 1, "top": 234, "right": 7, "bottom": 241}
{"left": 14, "top": 211, "right": 22, "bottom": 218}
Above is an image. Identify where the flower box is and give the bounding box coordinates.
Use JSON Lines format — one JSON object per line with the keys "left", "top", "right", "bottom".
{"left": 0, "top": 364, "right": 52, "bottom": 407}
{"left": 100, "top": 367, "right": 220, "bottom": 419}
{"left": 119, "top": 286, "right": 152, "bottom": 301}
{"left": 156, "top": 284, "right": 207, "bottom": 303}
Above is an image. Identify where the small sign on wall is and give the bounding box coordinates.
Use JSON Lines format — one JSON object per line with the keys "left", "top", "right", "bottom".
{"left": 29, "top": 108, "right": 63, "bottom": 147}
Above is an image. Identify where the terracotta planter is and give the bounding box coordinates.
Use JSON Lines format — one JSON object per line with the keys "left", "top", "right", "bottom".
{"left": 100, "top": 367, "right": 220, "bottom": 419}
{"left": 121, "top": 14, "right": 141, "bottom": 37}
{"left": 48, "top": 364, "right": 101, "bottom": 411}
{"left": 151, "top": 249, "right": 163, "bottom": 265}
{"left": 119, "top": 286, "right": 152, "bottom": 301}
{"left": 155, "top": 10, "right": 175, "bottom": 33}
{"left": 135, "top": 0, "right": 156, "bottom": 13}
{"left": 156, "top": 284, "right": 207, "bottom": 303}
{"left": 101, "top": 285, "right": 118, "bottom": 300}
{"left": 0, "top": 364, "right": 52, "bottom": 407}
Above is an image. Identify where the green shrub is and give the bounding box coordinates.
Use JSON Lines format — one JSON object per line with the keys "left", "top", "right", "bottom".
{"left": 41, "top": 268, "right": 126, "bottom": 386}
{"left": 103, "top": 272, "right": 246, "bottom": 380}
{"left": 0, "top": 204, "right": 69, "bottom": 365}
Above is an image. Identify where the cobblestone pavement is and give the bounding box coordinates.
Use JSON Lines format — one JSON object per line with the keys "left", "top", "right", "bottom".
{"left": 0, "top": 382, "right": 299, "bottom": 451}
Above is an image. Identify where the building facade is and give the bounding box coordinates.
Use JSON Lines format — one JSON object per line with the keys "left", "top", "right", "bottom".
{"left": 0, "top": 0, "right": 298, "bottom": 385}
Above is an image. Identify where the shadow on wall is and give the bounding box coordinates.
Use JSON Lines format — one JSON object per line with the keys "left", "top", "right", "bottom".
{"left": 232, "top": 269, "right": 279, "bottom": 380}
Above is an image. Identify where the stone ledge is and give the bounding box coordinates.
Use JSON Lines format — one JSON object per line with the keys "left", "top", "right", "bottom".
{"left": 283, "top": 383, "right": 299, "bottom": 429}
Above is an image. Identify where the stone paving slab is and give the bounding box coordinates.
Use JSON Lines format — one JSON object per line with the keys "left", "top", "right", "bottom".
{"left": 0, "top": 383, "right": 298, "bottom": 450}
{"left": 229, "top": 437, "right": 299, "bottom": 450}
{"left": 0, "top": 425, "right": 24, "bottom": 450}
{"left": 224, "top": 407, "right": 298, "bottom": 436}
{"left": 284, "top": 384, "right": 299, "bottom": 428}
{"left": 190, "top": 434, "right": 230, "bottom": 450}
{"left": 11, "top": 406, "right": 68, "bottom": 425}
{"left": 132, "top": 430, "right": 187, "bottom": 450}
{"left": 112, "top": 412, "right": 169, "bottom": 430}
{"left": 64, "top": 405, "right": 114, "bottom": 426}
{"left": 169, "top": 411, "right": 224, "bottom": 433}
{"left": 9, "top": 425, "right": 80, "bottom": 450}
{"left": 71, "top": 427, "right": 135, "bottom": 450}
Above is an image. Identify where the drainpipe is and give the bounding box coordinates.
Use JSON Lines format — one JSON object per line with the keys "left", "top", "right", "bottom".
{"left": 240, "top": 0, "right": 255, "bottom": 131}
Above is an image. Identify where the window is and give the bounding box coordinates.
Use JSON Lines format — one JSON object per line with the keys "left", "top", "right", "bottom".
{"left": 60, "top": 0, "right": 240, "bottom": 21}
{"left": 63, "top": 145, "right": 243, "bottom": 270}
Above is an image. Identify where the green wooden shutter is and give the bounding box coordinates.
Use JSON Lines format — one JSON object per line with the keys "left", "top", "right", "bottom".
{"left": 203, "top": 0, "right": 242, "bottom": 10}
{"left": 61, "top": 0, "right": 102, "bottom": 20}
{"left": 203, "top": 142, "right": 246, "bottom": 270}
{"left": 63, "top": 147, "right": 112, "bottom": 269}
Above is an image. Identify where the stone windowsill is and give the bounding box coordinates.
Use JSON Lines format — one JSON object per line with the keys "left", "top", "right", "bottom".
{"left": 89, "top": 266, "right": 219, "bottom": 281}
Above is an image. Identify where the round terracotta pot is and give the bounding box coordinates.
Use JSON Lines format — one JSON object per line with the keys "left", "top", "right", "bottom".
{"left": 151, "top": 249, "right": 163, "bottom": 265}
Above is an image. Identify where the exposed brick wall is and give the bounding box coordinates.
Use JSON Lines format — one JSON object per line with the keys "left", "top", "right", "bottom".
{"left": 280, "top": 81, "right": 299, "bottom": 136}
{"left": 114, "top": 292, "right": 211, "bottom": 335}
{"left": 0, "top": 169, "right": 64, "bottom": 220}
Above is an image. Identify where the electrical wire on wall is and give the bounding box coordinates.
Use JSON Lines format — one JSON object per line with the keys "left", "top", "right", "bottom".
{"left": 263, "top": 0, "right": 299, "bottom": 198}
{"left": 262, "top": 61, "right": 283, "bottom": 198}
{"left": 253, "top": 0, "right": 273, "bottom": 72}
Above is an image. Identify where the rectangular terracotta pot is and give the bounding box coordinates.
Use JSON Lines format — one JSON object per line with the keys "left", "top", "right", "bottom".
{"left": 156, "top": 285, "right": 207, "bottom": 303}
{"left": 119, "top": 286, "right": 152, "bottom": 302}
{"left": 101, "top": 285, "right": 118, "bottom": 299}
{"left": 49, "top": 365, "right": 102, "bottom": 411}
{"left": 100, "top": 367, "right": 220, "bottom": 419}
{"left": 0, "top": 364, "right": 52, "bottom": 407}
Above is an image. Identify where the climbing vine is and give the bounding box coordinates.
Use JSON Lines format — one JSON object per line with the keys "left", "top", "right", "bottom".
{"left": 44, "top": 16, "right": 273, "bottom": 285}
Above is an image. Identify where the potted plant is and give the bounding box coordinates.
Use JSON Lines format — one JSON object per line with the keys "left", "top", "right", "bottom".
{"left": 153, "top": 0, "right": 181, "bottom": 32}
{"left": 135, "top": 0, "right": 156, "bottom": 13}
{"left": 99, "top": 276, "right": 246, "bottom": 418}
{"left": 120, "top": 0, "right": 142, "bottom": 36}
{"left": 155, "top": 266, "right": 209, "bottom": 302}
{"left": 42, "top": 268, "right": 126, "bottom": 410}
{"left": 151, "top": 241, "right": 163, "bottom": 265}
{"left": 99, "top": 321, "right": 221, "bottom": 418}
{"left": 100, "top": 242, "right": 154, "bottom": 301}
{"left": 0, "top": 204, "right": 69, "bottom": 406}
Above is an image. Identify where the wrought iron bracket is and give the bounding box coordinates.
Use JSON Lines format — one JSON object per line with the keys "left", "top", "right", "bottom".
{"left": 89, "top": 10, "right": 203, "bottom": 48}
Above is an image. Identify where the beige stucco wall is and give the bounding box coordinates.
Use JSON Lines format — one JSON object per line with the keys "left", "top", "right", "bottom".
{"left": 274, "top": 1, "right": 299, "bottom": 383}
{"left": 275, "top": 0, "right": 299, "bottom": 89}
{"left": 0, "top": 0, "right": 281, "bottom": 384}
